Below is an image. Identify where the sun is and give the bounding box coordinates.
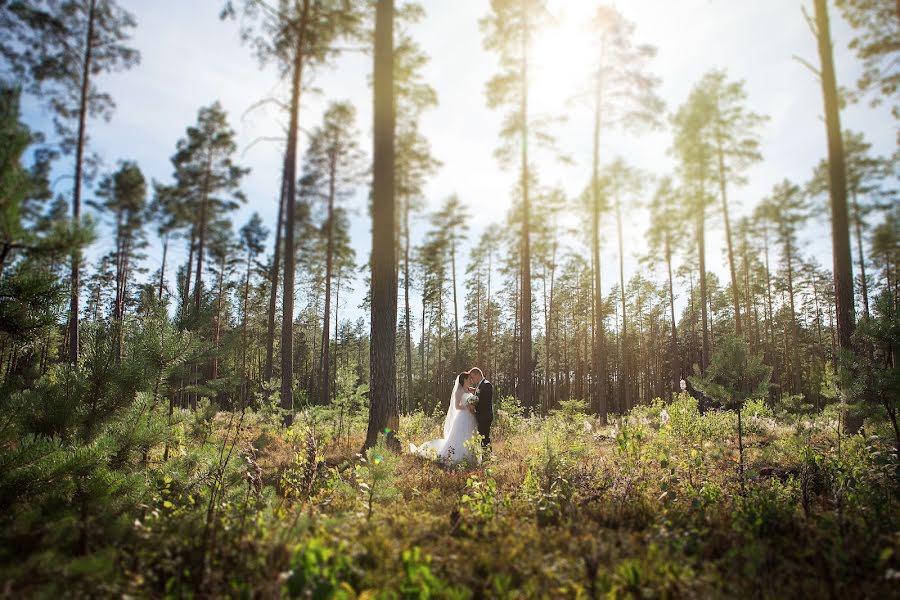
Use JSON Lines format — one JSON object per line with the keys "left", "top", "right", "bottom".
{"left": 530, "top": 3, "right": 599, "bottom": 116}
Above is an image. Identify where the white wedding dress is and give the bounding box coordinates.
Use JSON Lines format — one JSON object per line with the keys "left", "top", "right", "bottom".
{"left": 410, "top": 379, "right": 480, "bottom": 465}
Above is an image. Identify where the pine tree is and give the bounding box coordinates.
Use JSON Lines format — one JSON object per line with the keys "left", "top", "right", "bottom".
{"left": 696, "top": 70, "right": 767, "bottom": 337}
{"left": 603, "top": 158, "right": 645, "bottom": 412}
{"left": 0, "top": 0, "right": 140, "bottom": 363}
{"left": 90, "top": 160, "right": 148, "bottom": 363}
{"left": 760, "top": 180, "right": 808, "bottom": 395}
{"left": 672, "top": 83, "right": 716, "bottom": 373}
{"left": 299, "top": 101, "right": 365, "bottom": 406}
{"left": 0, "top": 85, "right": 53, "bottom": 279}
{"left": 480, "top": 0, "right": 552, "bottom": 411}
{"left": 646, "top": 176, "right": 682, "bottom": 396}
{"left": 223, "top": 0, "right": 364, "bottom": 417}
{"left": 394, "top": 27, "right": 440, "bottom": 413}
{"left": 834, "top": 0, "right": 900, "bottom": 119}
{"left": 168, "top": 102, "right": 248, "bottom": 322}
{"left": 583, "top": 4, "right": 662, "bottom": 420}
{"left": 810, "top": 130, "right": 894, "bottom": 318}
{"left": 239, "top": 213, "right": 268, "bottom": 403}
{"left": 433, "top": 195, "right": 468, "bottom": 372}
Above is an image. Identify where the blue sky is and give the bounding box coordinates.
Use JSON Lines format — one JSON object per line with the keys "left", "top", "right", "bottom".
{"left": 16, "top": 0, "right": 897, "bottom": 327}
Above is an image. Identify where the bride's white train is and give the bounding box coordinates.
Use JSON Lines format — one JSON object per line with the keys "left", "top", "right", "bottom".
{"left": 409, "top": 373, "right": 481, "bottom": 465}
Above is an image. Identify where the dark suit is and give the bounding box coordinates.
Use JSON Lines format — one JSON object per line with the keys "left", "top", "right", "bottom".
{"left": 472, "top": 378, "right": 493, "bottom": 449}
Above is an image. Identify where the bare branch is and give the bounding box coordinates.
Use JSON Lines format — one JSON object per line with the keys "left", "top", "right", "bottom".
{"left": 800, "top": 4, "right": 818, "bottom": 38}
{"left": 792, "top": 54, "right": 822, "bottom": 79}
{"left": 241, "top": 136, "right": 286, "bottom": 156}
{"left": 241, "top": 97, "right": 289, "bottom": 120}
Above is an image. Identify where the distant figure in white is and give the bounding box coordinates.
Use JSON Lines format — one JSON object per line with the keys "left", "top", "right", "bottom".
{"left": 410, "top": 371, "right": 480, "bottom": 465}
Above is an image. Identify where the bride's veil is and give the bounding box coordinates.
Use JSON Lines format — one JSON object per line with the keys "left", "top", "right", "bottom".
{"left": 443, "top": 376, "right": 461, "bottom": 439}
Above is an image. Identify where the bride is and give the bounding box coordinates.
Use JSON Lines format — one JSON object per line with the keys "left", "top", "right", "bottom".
{"left": 409, "top": 372, "right": 480, "bottom": 465}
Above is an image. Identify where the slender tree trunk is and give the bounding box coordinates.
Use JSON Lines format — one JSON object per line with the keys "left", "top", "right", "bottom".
{"left": 688, "top": 272, "right": 697, "bottom": 372}
{"left": 281, "top": 0, "right": 311, "bottom": 416}
{"left": 365, "top": 0, "right": 398, "bottom": 449}
{"left": 241, "top": 249, "right": 252, "bottom": 405}
{"left": 698, "top": 197, "right": 710, "bottom": 373}
{"left": 403, "top": 195, "right": 413, "bottom": 413}
{"left": 715, "top": 134, "right": 742, "bottom": 336}
{"left": 666, "top": 237, "right": 680, "bottom": 396}
{"left": 451, "top": 236, "right": 459, "bottom": 370}
{"left": 420, "top": 294, "right": 426, "bottom": 408}
{"left": 182, "top": 225, "right": 196, "bottom": 321}
{"left": 785, "top": 239, "right": 801, "bottom": 394}
{"left": 193, "top": 152, "right": 214, "bottom": 315}
{"left": 436, "top": 294, "right": 443, "bottom": 407}
{"left": 813, "top": 0, "right": 854, "bottom": 350}
{"left": 615, "top": 193, "right": 630, "bottom": 411}
{"left": 212, "top": 254, "right": 225, "bottom": 380}
{"left": 513, "top": 271, "right": 520, "bottom": 398}
{"left": 850, "top": 192, "right": 870, "bottom": 318}
{"left": 68, "top": 0, "right": 98, "bottom": 364}
{"left": 518, "top": 6, "right": 534, "bottom": 412}
{"left": 543, "top": 267, "right": 550, "bottom": 414}
{"left": 158, "top": 233, "right": 168, "bottom": 300}
{"left": 741, "top": 229, "right": 754, "bottom": 351}
{"left": 590, "top": 79, "right": 607, "bottom": 422}
{"left": 486, "top": 249, "right": 493, "bottom": 377}
{"left": 320, "top": 157, "right": 337, "bottom": 406}
{"left": 762, "top": 225, "right": 775, "bottom": 360}
{"left": 334, "top": 271, "right": 340, "bottom": 404}
{"left": 115, "top": 236, "right": 132, "bottom": 365}
{"left": 265, "top": 164, "right": 286, "bottom": 382}
{"left": 812, "top": 272, "right": 826, "bottom": 376}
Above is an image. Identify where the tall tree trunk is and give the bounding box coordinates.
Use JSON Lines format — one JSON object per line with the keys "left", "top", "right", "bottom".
{"left": 334, "top": 271, "right": 341, "bottom": 404}
{"left": 715, "top": 133, "right": 742, "bottom": 336}
{"left": 320, "top": 157, "right": 337, "bottom": 406}
{"left": 785, "top": 239, "right": 801, "bottom": 394}
{"left": 281, "top": 0, "right": 311, "bottom": 416}
{"left": 762, "top": 225, "right": 775, "bottom": 361}
{"left": 265, "top": 161, "right": 287, "bottom": 382}
{"left": 158, "top": 233, "right": 168, "bottom": 300}
{"left": 68, "top": 0, "right": 97, "bottom": 364}
{"left": 813, "top": 0, "right": 854, "bottom": 350}
{"left": 542, "top": 267, "right": 550, "bottom": 414}
{"left": 518, "top": 6, "right": 534, "bottom": 412}
{"left": 193, "top": 152, "right": 214, "bottom": 315}
{"left": 615, "top": 193, "right": 630, "bottom": 411}
{"left": 851, "top": 192, "right": 870, "bottom": 318}
{"left": 212, "top": 254, "right": 225, "bottom": 381}
{"left": 365, "top": 0, "right": 398, "bottom": 449}
{"left": 420, "top": 294, "right": 426, "bottom": 408}
{"left": 811, "top": 272, "right": 826, "bottom": 378}
{"left": 436, "top": 291, "right": 443, "bottom": 407}
{"left": 451, "top": 236, "right": 459, "bottom": 370}
{"left": 241, "top": 249, "right": 252, "bottom": 405}
{"left": 698, "top": 198, "right": 710, "bottom": 374}
{"left": 115, "top": 236, "right": 132, "bottom": 365}
{"left": 666, "top": 236, "right": 680, "bottom": 396}
{"left": 590, "top": 81, "right": 607, "bottom": 422}
{"left": 688, "top": 272, "right": 697, "bottom": 372}
{"left": 182, "top": 224, "right": 196, "bottom": 321}
{"left": 403, "top": 195, "right": 413, "bottom": 413}
{"left": 486, "top": 249, "right": 493, "bottom": 377}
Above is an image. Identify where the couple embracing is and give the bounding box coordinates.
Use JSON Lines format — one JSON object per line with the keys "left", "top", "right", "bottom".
{"left": 409, "top": 368, "right": 493, "bottom": 465}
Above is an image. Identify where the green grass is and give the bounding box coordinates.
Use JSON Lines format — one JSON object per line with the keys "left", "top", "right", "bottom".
{"left": 2, "top": 393, "right": 898, "bottom": 598}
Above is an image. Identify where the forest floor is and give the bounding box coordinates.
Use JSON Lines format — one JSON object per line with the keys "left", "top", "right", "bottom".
{"left": 4, "top": 394, "right": 899, "bottom": 598}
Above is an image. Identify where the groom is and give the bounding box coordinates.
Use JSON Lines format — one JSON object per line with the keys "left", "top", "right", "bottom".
{"left": 466, "top": 367, "right": 493, "bottom": 450}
